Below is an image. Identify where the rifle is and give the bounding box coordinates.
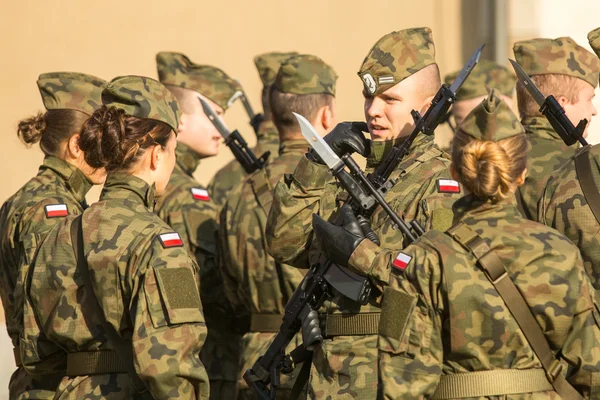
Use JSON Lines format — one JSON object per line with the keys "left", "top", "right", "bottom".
{"left": 228, "top": 88, "right": 265, "bottom": 134}
{"left": 509, "top": 59, "right": 588, "bottom": 146}
{"left": 199, "top": 96, "right": 270, "bottom": 174}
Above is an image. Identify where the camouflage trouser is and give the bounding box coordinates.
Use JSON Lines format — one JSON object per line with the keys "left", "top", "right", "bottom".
{"left": 200, "top": 327, "right": 243, "bottom": 400}
{"left": 9, "top": 367, "right": 64, "bottom": 400}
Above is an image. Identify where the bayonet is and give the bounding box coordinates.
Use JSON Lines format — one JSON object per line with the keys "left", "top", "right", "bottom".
{"left": 229, "top": 86, "right": 265, "bottom": 134}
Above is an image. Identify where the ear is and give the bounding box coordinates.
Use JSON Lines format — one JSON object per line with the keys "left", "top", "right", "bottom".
{"left": 149, "top": 144, "right": 162, "bottom": 171}
{"left": 556, "top": 95, "right": 569, "bottom": 107}
{"left": 178, "top": 113, "right": 188, "bottom": 133}
{"left": 516, "top": 168, "right": 528, "bottom": 186}
{"left": 67, "top": 134, "right": 82, "bottom": 159}
{"left": 420, "top": 95, "right": 435, "bottom": 114}
{"left": 319, "top": 105, "right": 334, "bottom": 132}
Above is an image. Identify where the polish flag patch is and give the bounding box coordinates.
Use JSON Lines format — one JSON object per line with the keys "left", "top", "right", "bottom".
{"left": 191, "top": 188, "right": 210, "bottom": 201}
{"left": 437, "top": 179, "right": 461, "bottom": 194}
{"left": 158, "top": 232, "right": 184, "bottom": 248}
{"left": 44, "top": 204, "right": 69, "bottom": 218}
{"left": 392, "top": 252, "right": 412, "bottom": 270}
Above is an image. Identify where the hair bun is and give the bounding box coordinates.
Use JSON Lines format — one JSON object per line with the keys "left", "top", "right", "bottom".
{"left": 79, "top": 106, "right": 126, "bottom": 169}
{"left": 17, "top": 113, "right": 46, "bottom": 145}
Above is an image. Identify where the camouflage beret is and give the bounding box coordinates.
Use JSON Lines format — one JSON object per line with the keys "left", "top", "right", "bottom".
{"left": 273, "top": 54, "right": 337, "bottom": 96}
{"left": 513, "top": 36, "right": 600, "bottom": 88}
{"left": 358, "top": 27, "right": 436, "bottom": 96}
{"left": 102, "top": 75, "right": 180, "bottom": 132}
{"left": 588, "top": 27, "right": 600, "bottom": 58}
{"left": 254, "top": 51, "right": 299, "bottom": 86}
{"left": 444, "top": 59, "right": 516, "bottom": 100}
{"left": 156, "top": 51, "right": 242, "bottom": 111}
{"left": 458, "top": 88, "right": 525, "bottom": 141}
{"left": 37, "top": 72, "right": 106, "bottom": 115}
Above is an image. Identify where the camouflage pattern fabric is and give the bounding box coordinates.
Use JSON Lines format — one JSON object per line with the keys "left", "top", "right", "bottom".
{"left": 0, "top": 156, "right": 92, "bottom": 399}
{"left": 539, "top": 144, "right": 600, "bottom": 290}
{"left": 37, "top": 72, "right": 106, "bottom": 115}
{"left": 513, "top": 36, "right": 600, "bottom": 88}
{"left": 273, "top": 54, "right": 338, "bottom": 95}
{"left": 357, "top": 27, "right": 436, "bottom": 96}
{"left": 254, "top": 51, "right": 299, "bottom": 86}
{"left": 208, "top": 120, "right": 280, "bottom": 208}
{"left": 23, "top": 173, "right": 209, "bottom": 399}
{"left": 358, "top": 195, "right": 600, "bottom": 398}
{"left": 156, "top": 52, "right": 242, "bottom": 111}
{"left": 266, "top": 134, "right": 462, "bottom": 398}
{"left": 155, "top": 143, "right": 242, "bottom": 399}
{"left": 589, "top": 27, "right": 600, "bottom": 57}
{"left": 102, "top": 75, "right": 181, "bottom": 132}
{"left": 219, "top": 139, "right": 309, "bottom": 398}
{"left": 516, "top": 117, "right": 578, "bottom": 220}
{"left": 444, "top": 59, "right": 516, "bottom": 100}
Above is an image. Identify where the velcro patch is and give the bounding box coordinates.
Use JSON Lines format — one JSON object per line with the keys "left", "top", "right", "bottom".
{"left": 392, "top": 252, "right": 412, "bottom": 270}
{"left": 191, "top": 188, "right": 210, "bottom": 201}
{"left": 155, "top": 267, "right": 201, "bottom": 311}
{"left": 45, "top": 204, "right": 69, "bottom": 218}
{"left": 158, "top": 232, "right": 184, "bottom": 248}
{"left": 437, "top": 178, "right": 461, "bottom": 193}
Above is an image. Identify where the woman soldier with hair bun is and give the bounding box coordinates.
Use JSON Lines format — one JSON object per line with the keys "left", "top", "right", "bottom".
{"left": 0, "top": 72, "right": 107, "bottom": 399}
{"left": 313, "top": 89, "right": 600, "bottom": 398}
{"left": 24, "top": 76, "right": 209, "bottom": 399}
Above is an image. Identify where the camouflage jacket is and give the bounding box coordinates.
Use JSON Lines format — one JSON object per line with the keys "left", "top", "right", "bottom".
{"left": 208, "top": 120, "right": 280, "bottom": 207}
{"left": 23, "top": 172, "right": 209, "bottom": 399}
{"left": 368, "top": 195, "right": 600, "bottom": 399}
{"left": 155, "top": 142, "right": 241, "bottom": 386}
{"left": 516, "top": 117, "right": 578, "bottom": 220}
{"left": 0, "top": 156, "right": 91, "bottom": 398}
{"left": 265, "top": 133, "right": 462, "bottom": 398}
{"left": 539, "top": 144, "right": 600, "bottom": 291}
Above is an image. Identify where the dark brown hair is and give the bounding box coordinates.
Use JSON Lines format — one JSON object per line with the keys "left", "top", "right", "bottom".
{"left": 78, "top": 106, "right": 173, "bottom": 172}
{"left": 269, "top": 89, "right": 334, "bottom": 139}
{"left": 17, "top": 109, "right": 90, "bottom": 156}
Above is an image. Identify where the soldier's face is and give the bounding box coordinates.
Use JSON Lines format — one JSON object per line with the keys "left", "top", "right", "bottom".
{"left": 178, "top": 95, "right": 223, "bottom": 157}
{"left": 561, "top": 83, "right": 597, "bottom": 138}
{"left": 363, "top": 75, "right": 431, "bottom": 141}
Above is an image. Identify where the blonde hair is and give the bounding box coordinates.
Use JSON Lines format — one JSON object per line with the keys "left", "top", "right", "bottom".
{"left": 516, "top": 74, "right": 587, "bottom": 119}
{"left": 451, "top": 130, "right": 529, "bottom": 203}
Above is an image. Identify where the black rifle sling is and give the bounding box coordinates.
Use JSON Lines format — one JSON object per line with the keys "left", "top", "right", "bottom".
{"left": 574, "top": 146, "right": 600, "bottom": 225}
{"left": 70, "top": 215, "right": 153, "bottom": 399}
{"left": 446, "top": 222, "right": 583, "bottom": 400}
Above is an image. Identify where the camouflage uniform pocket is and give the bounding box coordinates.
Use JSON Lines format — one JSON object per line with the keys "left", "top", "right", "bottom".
{"left": 145, "top": 266, "right": 204, "bottom": 328}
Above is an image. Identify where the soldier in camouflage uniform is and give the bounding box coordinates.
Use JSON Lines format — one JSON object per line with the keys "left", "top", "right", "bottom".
{"left": 209, "top": 51, "right": 298, "bottom": 207}
{"left": 23, "top": 76, "right": 210, "bottom": 399}
{"left": 0, "top": 72, "right": 106, "bottom": 399}
{"left": 314, "top": 90, "right": 600, "bottom": 398}
{"left": 265, "top": 28, "right": 463, "bottom": 398}
{"left": 155, "top": 52, "right": 242, "bottom": 399}
{"left": 538, "top": 27, "right": 600, "bottom": 292}
{"left": 219, "top": 54, "right": 338, "bottom": 399}
{"left": 513, "top": 36, "right": 600, "bottom": 220}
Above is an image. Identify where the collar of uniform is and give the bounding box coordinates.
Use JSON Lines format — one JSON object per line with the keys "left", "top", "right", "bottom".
{"left": 279, "top": 139, "right": 309, "bottom": 155}
{"left": 175, "top": 142, "right": 201, "bottom": 177}
{"left": 366, "top": 132, "right": 430, "bottom": 168}
{"left": 521, "top": 117, "right": 562, "bottom": 141}
{"left": 41, "top": 156, "right": 92, "bottom": 204}
{"left": 101, "top": 172, "right": 156, "bottom": 211}
{"left": 451, "top": 193, "right": 520, "bottom": 224}
{"left": 257, "top": 120, "right": 279, "bottom": 141}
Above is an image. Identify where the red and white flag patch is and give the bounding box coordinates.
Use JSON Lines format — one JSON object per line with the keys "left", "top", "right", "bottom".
{"left": 437, "top": 179, "right": 461, "bottom": 194}
{"left": 392, "top": 252, "right": 412, "bottom": 270}
{"left": 158, "top": 232, "right": 184, "bottom": 248}
{"left": 45, "top": 204, "right": 69, "bottom": 218}
{"left": 191, "top": 188, "right": 210, "bottom": 201}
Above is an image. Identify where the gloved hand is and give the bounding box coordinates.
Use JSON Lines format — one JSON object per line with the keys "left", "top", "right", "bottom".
{"left": 300, "top": 305, "right": 322, "bottom": 350}
{"left": 308, "top": 121, "right": 370, "bottom": 164}
{"left": 312, "top": 204, "right": 366, "bottom": 268}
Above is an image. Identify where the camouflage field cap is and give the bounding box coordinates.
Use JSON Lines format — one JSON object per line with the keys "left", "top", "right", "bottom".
{"left": 444, "top": 59, "right": 516, "bottom": 100}
{"left": 513, "top": 36, "right": 600, "bottom": 88}
{"left": 358, "top": 27, "right": 436, "bottom": 96}
{"left": 458, "top": 89, "right": 525, "bottom": 141}
{"left": 102, "top": 75, "right": 180, "bottom": 132}
{"left": 37, "top": 72, "right": 106, "bottom": 115}
{"left": 588, "top": 27, "right": 600, "bottom": 58}
{"left": 156, "top": 51, "right": 242, "bottom": 111}
{"left": 273, "top": 54, "right": 337, "bottom": 96}
{"left": 254, "top": 51, "right": 299, "bottom": 86}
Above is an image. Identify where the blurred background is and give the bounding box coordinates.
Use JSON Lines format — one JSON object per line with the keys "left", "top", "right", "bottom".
{"left": 1, "top": 0, "right": 599, "bottom": 397}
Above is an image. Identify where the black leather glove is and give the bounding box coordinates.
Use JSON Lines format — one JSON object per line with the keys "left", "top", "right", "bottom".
{"left": 300, "top": 305, "right": 322, "bottom": 350}
{"left": 308, "top": 121, "right": 370, "bottom": 164}
{"left": 312, "top": 204, "right": 366, "bottom": 268}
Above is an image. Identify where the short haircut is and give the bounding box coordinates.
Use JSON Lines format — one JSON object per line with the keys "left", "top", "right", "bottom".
{"left": 165, "top": 85, "right": 201, "bottom": 114}
{"left": 269, "top": 88, "right": 334, "bottom": 140}
{"left": 516, "top": 74, "right": 587, "bottom": 119}
{"left": 416, "top": 63, "right": 442, "bottom": 100}
{"left": 261, "top": 85, "right": 273, "bottom": 120}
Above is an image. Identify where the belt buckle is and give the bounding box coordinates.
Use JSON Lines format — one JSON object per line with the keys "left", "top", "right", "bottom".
{"left": 546, "top": 360, "right": 563, "bottom": 383}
